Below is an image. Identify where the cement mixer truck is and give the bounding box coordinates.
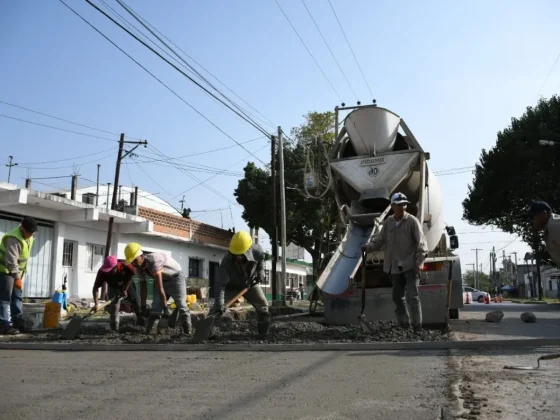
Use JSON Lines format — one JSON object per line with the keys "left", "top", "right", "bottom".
{"left": 312, "top": 105, "right": 463, "bottom": 328}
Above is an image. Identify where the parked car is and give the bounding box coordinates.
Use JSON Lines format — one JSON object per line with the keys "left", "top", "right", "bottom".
{"left": 463, "top": 286, "right": 489, "bottom": 303}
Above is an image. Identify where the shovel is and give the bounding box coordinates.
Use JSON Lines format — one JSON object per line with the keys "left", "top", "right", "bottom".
{"left": 358, "top": 250, "right": 373, "bottom": 333}
{"left": 503, "top": 353, "right": 560, "bottom": 370}
{"left": 191, "top": 287, "right": 251, "bottom": 344}
{"left": 61, "top": 297, "right": 117, "bottom": 340}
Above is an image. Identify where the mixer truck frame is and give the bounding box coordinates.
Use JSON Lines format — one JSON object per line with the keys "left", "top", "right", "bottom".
{"left": 313, "top": 104, "right": 463, "bottom": 328}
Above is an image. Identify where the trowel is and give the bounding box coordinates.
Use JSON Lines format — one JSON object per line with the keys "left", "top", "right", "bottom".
{"left": 503, "top": 353, "right": 560, "bottom": 370}
{"left": 61, "top": 296, "right": 118, "bottom": 340}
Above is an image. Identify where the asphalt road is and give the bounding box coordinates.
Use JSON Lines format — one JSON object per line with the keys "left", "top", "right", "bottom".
{"left": 0, "top": 350, "right": 451, "bottom": 420}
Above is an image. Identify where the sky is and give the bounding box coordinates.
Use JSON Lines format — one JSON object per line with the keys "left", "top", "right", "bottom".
{"left": 2, "top": 0, "right": 560, "bottom": 280}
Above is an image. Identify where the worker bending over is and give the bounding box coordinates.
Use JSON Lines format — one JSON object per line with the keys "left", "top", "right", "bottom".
{"left": 363, "top": 193, "right": 428, "bottom": 330}
{"left": 529, "top": 201, "right": 560, "bottom": 264}
{"left": 124, "top": 243, "right": 191, "bottom": 335}
{"left": 211, "top": 231, "right": 270, "bottom": 337}
{"left": 92, "top": 255, "right": 145, "bottom": 331}
{"left": 0, "top": 216, "right": 37, "bottom": 335}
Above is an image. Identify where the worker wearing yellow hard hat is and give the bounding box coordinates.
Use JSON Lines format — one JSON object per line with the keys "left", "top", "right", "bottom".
{"left": 211, "top": 231, "right": 270, "bottom": 337}
{"left": 124, "top": 242, "right": 192, "bottom": 335}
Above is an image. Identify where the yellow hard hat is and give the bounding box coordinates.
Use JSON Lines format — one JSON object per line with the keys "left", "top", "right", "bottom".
{"left": 124, "top": 242, "right": 142, "bottom": 263}
{"left": 229, "top": 231, "right": 253, "bottom": 255}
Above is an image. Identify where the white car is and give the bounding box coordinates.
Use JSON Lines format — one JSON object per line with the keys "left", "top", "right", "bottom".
{"left": 463, "top": 286, "right": 489, "bottom": 303}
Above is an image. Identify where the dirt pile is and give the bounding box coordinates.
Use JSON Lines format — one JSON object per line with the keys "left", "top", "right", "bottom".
{"left": 0, "top": 319, "right": 450, "bottom": 345}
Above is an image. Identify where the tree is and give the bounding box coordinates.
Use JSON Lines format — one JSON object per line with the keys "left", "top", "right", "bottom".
{"left": 463, "top": 95, "right": 560, "bottom": 267}
{"left": 234, "top": 111, "right": 339, "bottom": 273}
{"left": 462, "top": 269, "right": 491, "bottom": 291}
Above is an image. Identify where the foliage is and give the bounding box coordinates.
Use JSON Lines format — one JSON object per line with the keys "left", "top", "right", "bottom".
{"left": 462, "top": 269, "right": 491, "bottom": 291}
{"left": 462, "top": 95, "right": 560, "bottom": 266}
{"left": 234, "top": 111, "right": 339, "bottom": 271}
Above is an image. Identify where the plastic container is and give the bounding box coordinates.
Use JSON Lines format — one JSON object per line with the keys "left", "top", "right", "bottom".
{"left": 43, "top": 302, "right": 62, "bottom": 329}
{"left": 52, "top": 290, "right": 68, "bottom": 310}
{"left": 187, "top": 294, "right": 197, "bottom": 304}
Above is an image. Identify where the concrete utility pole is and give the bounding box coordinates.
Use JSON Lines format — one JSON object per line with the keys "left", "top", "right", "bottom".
{"left": 270, "top": 135, "right": 278, "bottom": 305}
{"left": 179, "top": 195, "right": 186, "bottom": 211}
{"left": 103, "top": 134, "right": 148, "bottom": 299}
{"left": 96, "top": 164, "right": 101, "bottom": 206}
{"left": 6, "top": 155, "right": 18, "bottom": 183}
{"left": 278, "top": 126, "right": 287, "bottom": 306}
{"left": 511, "top": 251, "right": 518, "bottom": 286}
{"left": 471, "top": 248, "right": 482, "bottom": 289}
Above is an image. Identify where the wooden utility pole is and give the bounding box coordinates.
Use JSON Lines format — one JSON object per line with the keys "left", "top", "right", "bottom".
{"left": 102, "top": 134, "right": 147, "bottom": 299}
{"left": 278, "top": 127, "right": 287, "bottom": 306}
{"left": 270, "top": 135, "right": 278, "bottom": 305}
{"left": 471, "top": 248, "right": 482, "bottom": 289}
{"left": 6, "top": 155, "right": 18, "bottom": 183}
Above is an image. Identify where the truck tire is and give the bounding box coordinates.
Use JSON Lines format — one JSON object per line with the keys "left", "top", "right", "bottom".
{"left": 449, "top": 308, "right": 459, "bottom": 320}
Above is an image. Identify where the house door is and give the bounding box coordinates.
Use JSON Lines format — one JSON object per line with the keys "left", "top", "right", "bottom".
{"left": 62, "top": 240, "right": 78, "bottom": 298}
{"left": 209, "top": 261, "right": 220, "bottom": 298}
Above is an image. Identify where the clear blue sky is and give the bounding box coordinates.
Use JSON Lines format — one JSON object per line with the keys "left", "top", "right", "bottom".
{"left": 2, "top": 0, "right": 560, "bottom": 277}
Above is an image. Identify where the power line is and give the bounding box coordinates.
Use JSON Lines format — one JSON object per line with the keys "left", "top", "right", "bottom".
{"left": 301, "top": 0, "right": 358, "bottom": 101}
{"left": 327, "top": 0, "right": 374, "bottom": 100}
{"left": 0, "top": 114, "right": 118, "bottom": 142}
{"left": 17, "top": 147, "right": 115, "bottom": 165}
{"left": 83, "top": 0, "right": 272, "bottom": 139}
{"left": 273, "top": 0, "right": 343, "bottom": 102}
{"left": 18, "top": 151, "right": 115, "bottom": 171}
{"left": 538, "top": 51, "right": 560, "bottom": 96}
{"left": 59, "top": 0, "right": 267, "bottom": 166}
{"left": 113, "top": 0, "right": 276, "bottom": 131}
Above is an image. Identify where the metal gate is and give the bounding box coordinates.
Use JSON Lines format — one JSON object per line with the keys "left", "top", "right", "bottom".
{"left": 0, "top": 212, "right": 54, "bottom": 298}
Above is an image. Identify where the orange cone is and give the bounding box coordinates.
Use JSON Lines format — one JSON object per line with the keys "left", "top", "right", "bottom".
{"left": 499, "top": 295, "right": 504, "bottom": 303}
{"left": 485, "top": 294, "right": 490, "bottom": 304}
{"left": 465, "top": 292, "right": 471, "bottom": 304}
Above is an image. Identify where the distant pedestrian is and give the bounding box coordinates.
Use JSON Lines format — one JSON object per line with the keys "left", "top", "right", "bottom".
{"left": 124, "top": 243, "right": 192, "bottom": 335}
{"left": 0, "top": 216, "right": 38, "bottom": 335}
{"left": 363, "top": 193, "right": 428, "bottom": 330}
{"left": 528, "top": 201, "right": 560, "bottom": 265}
{"left": 92, "top": 256, "right": 145, "bottom": 331}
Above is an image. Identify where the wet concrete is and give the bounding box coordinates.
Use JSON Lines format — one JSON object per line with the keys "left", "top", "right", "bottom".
{"left": 0, "top": 318, "right": 450, "bottom": 345}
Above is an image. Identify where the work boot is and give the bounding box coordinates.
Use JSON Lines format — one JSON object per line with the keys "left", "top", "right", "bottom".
{"left": 256, "top": 312, "right": 270, "bottom": 338}
{"left": 0, "top": 326, "right": 20, "bottom": 335}
{"left": 145, "top": 315, "right": 161, "bottom": 335}
{"left": 181, "top": 313, "right": 192, "bottom": 336}
{"left": 12, "top": 319, "right": 28, "bottom": 333}
{"left": 110, "top": 320, "right": 119, "bottom": 332}
{"left": 412, "top": 324, "right": 422, "bottom": 332}
{"left": 135, "top": 315, "right": 146, "bottom": 327}
{"left": 168, "top": 308, "right": 179, "bottom": 329}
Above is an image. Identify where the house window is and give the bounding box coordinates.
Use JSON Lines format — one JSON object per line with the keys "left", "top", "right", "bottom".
{"left": 82, "top": 193, "right": 96, "bottom": 205}
{"left": 264, "top": 270, "right": 270, "bottom": 285}
{"left": 549, "top": 280, "right": 553, "bottom": 291}
{"left": 86, "top": 243, "right": 105, "bottom": 272}
{"left": 62, "top": 241, "right": 74, "bottom": 267}
{"left": 189, "top": 258, "right": 202, "bottom": 278}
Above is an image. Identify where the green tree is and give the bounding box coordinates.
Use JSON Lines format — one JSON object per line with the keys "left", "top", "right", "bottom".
{"left": 462, "top": 270, "right": 491, "bottom": 291}
{"left": 462, "top": 95, "right": 560, "bottom": 266}
{"left": 234, "top": 111, "right": 339, "bottom": 273}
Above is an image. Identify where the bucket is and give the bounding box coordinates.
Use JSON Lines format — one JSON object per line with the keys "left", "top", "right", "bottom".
{"left": 187, "top": 294, "right": 197, "bottom": 304}
{"left": 43, "top": 302, "right": 61, "bottom": 329}
{"left": 52, "top": 290, "right": 68, "bottom": 310}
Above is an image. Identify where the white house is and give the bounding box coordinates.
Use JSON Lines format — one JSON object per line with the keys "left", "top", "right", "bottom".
{"left": 0, "top": 182, "right": 314, "bottom": 301}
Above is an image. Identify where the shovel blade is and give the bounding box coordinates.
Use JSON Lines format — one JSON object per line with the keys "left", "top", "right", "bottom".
{"left": 191, "top": 315, "right": 216, "bottom": 344}
{"left": 61, "top": 316, "right": 84, "bottom": 340}
{"left": 358, "top": 314, "right": 373, "bottom": 333}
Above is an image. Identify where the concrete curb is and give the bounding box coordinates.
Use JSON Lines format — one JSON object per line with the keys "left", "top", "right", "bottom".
{"left": 1, "top": 338, "right": 560, "bottom": 352}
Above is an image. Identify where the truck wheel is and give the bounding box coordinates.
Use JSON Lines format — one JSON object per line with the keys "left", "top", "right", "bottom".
{"left": 449, "top": 308, "right": 459, "bottom": 319}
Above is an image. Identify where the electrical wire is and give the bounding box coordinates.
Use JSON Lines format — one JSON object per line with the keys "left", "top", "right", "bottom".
{"left": 59, "top": 0, "right": 268, "bottom": 166}
{"left": 273, "top": 0, "right": 343, "bottom": 102}
{"left": 301, "top": 0, "right": 358, "bottom": 101}
{"left": 83, "top": 0, "right": 272, "bottom": 139}
{"left": 114, "top": 0, "right": 276, "bottom": 131}
{"left": 538, "top": 51, "right": 560, "bottom": 96}
{"left": 17, "top": 147, "right": 115, "bottom": 165}
{"left": 327, "top": 0, "right": 374, "bottom": 100}
{"left": 17, "top": 150, "right": 115, "bottom": 171}
{"left": 0, "top": 114, "right": 118, "bottom": 142}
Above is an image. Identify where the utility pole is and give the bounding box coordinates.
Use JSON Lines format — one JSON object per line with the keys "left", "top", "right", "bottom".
{"left": 96, "top": 164, "right": 101, "bottom": 206}
{"left": 106, "top": 183, "right": 111, "bottom": 210}
{"left": 502, "top": 250, "right": 508, "bottom": 285}
{"left": 278, "top": 126, "right": 287, "bottom": 306}
{"left": 180, "top": 195, "right": 186, "bottom": 211}
{"left": 6, "top": 156, "right": 18, "bottom": 183}
{"left": 471, "top": 248, "right": 482, "bottom": 289}
{"left": 270, "top": 135, "right": 278, "bottom": 305}
{"left": 103, "top": 134, "right": 148, "bottom": 299}
{"left": 511, "top": 251, "right": 518, "bottom": 286}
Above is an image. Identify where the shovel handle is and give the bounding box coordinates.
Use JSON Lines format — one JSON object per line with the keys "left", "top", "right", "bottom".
{"left": 84, "top": 297, "right": 117, "bottom": 320}
{"left": 539, "top": 353, "right": 560, "bottom": 361}
{"left": 225, "top": 288, "right": 249, "bottom": 308}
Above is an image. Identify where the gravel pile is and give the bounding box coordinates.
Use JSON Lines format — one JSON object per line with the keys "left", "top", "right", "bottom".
{"left": 0, "top": 318, "right": 450, "bottom": 345}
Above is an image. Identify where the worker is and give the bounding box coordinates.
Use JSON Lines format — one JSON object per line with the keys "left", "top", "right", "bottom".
{"left": 210, "top": 231, "right": 270, "bottom": 337}
{"left": 92, "top": 255, "right": 145, "bottom": 331}
{"left": 0, "top": 216, "right": 38, "bottom": 335}
{"left": 124, "top": 243, "right": 191, "bottom": 335}
{"left": 528, "top": 201, "right": 560, "bottom": 264}
{"left": 363, "top": 192, "right": 428, "bottom": 330}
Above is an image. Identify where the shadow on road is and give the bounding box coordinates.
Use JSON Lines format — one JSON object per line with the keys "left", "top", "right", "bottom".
{"left": 345, "top": 348, "right": 557, "bottom": 358}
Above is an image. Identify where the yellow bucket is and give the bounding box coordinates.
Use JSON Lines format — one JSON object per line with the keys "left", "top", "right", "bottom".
{"left": 43, "top": 302, "right": 61, "bottom": 329}
{"left": 187, "top": 294, "right": 197, "bottom": 304}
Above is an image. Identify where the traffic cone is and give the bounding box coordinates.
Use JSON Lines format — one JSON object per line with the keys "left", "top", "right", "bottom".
{"left": 465, "top": 292, "right": 471, "bottom": 304}
{"left": 494, "top": 295, "right": 498, "bottom": 303}
{"left": 499, "top": 295, "right": 504, "bottom": 303}
{"left": 485, "top": 295, "right": 490, "bottom": 304}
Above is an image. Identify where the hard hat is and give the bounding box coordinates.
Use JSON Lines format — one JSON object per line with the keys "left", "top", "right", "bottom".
{"left": 229, "top": 231, "right": 253, "bottom": 256}
{"left": 124, "top": 242, "right": 142, "bottom": 263}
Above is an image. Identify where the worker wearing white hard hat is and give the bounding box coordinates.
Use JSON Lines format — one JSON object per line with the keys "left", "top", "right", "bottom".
{"left": 363, "top": 192, "right": 428, "bottom": 330}
{"left": 211, "top": 231, "right": 270, "bottom": 337}
{"left": 124, "top": 242, "right": 192, "bottom": 335}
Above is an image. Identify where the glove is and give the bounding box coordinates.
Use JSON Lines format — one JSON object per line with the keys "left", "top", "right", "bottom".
{"left": 14, "top": 278, "right": 23, "bottom": 291}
